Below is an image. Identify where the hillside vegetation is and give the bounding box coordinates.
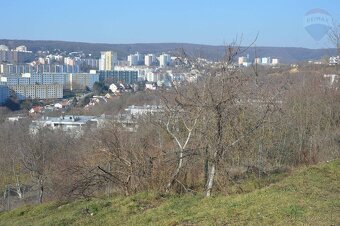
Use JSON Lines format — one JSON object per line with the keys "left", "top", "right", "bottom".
{"left": 0, "top": 39, "right": 337, "bottom": 63}
{"left": 0, "top": 160, "right": 339, "bottom": 226}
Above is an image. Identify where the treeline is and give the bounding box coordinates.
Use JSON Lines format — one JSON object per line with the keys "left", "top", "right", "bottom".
{"left": 0, "top": 39, "right": 337, "bottom": 63}
{"left": 0, "top": 53, "right": 339, "bottom": 209}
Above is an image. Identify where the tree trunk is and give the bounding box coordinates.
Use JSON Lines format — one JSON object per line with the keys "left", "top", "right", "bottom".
{"left": 39, "top": 186, "right": 43, "bottom": 204}
{"left": 205, "top": 162, "right": 216, "bottom": 197}
{"left": 38, "top": 179, "right": 44, "bottom": 204}
{"left": 12, "top": 160, "right": 23, "bottom": 199}
{"left": 205, "top": 105, "right": 223, "bottom": 197}
{"left": 204, "top": 147, "right": 209, "bottom": 184}
{"left": 166, "top": 149, "right": 183, "bottom": 193}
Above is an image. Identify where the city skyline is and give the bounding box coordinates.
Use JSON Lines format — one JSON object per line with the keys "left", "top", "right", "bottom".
{"left": 0, "top": 0, "right": 339, "bottom": 49}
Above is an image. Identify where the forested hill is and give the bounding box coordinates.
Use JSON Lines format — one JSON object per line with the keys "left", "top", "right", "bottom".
{"left": 0, "top": 39, "right": 336, "bottom": 63}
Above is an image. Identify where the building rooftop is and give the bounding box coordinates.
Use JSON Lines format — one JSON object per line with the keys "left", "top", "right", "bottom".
{"left": 36, "top": 115, "right": 97, "bottom": 124}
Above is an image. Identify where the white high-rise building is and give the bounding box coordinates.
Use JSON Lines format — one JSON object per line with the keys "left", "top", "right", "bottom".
{"left": 135, "top": 52, "right": 143, "bottom": 63}
{"left": 238, "top": 56, "right": 248, "bottom": 65}
{"left": 128, "top": 52, "right": 144, "bottom": 66}
{"left": 159, "top": 54, "right": 171, "bottom": 67}
{"left": 99, "top": 51, "right": 118, "bottom": 71}
{"left": 261, "top": 57, "right": 271, "bottom": 65}
{"left": 272, "top": 58, "right": 279, "bottom": 65}
{"left": 145, "top": 55, "right": 152, "bottom": 66}
{"left": 146, "top": 71, "right": 159, "bottom": 82}
{"left": 15, "top": 45, "right": 28, "bottom": 52}
{"left": 128, "top": 54, "right": 139, "bottom": 66}
{"left": 0, "top": 45, "right": 9, "bottom": 51}
{"left": 145, "top": 54, "right": 156, "bottom": 66}
{"left": 238, "top": 56, "right": 251, "bottom": 66}
{"left": 254, "top": 58, "right": 261, "bottom": 64}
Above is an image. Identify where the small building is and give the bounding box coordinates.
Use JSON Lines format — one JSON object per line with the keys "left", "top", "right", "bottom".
{"left": 125, "top": 105, "right": 162, "bottom": 117}
{"left": 7, "top": 116, "right": 26, "bottom": 122}
{"left": 30, "top": 115, "right": 105, "bottom": 135}
{"left": 145, "top": 82, "right": 157, "bottom": 91}
{"left": 29, "top": 106, "right": 44, "bottom": 114}
{"left": 329, "top": 56, "right": 339, "bottom": 65}
{"left": 54, "top": 103, "right": 63, "bottom": 109}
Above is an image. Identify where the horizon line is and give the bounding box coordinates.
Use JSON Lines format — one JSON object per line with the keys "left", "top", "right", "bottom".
{"left": 0, "top": 38, "right": 336, "bottom": 50}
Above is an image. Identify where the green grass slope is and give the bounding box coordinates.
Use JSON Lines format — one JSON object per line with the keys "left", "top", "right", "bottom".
{"left": 0, "top": 160, "right": 339, "bottom": 226}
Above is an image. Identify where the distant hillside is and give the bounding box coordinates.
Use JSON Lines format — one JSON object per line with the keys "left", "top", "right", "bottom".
{"left": 0, "top": 39, "right": 337, "bottom": 63}
{"left": 0, "top": 160, "right": 339, "bottom": 225}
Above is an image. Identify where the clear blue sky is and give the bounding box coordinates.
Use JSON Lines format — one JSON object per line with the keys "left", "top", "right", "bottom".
{"left": 1, "top": 0, "right": 339, "bottom": 48}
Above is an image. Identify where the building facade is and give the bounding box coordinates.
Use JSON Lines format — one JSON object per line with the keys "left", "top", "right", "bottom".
{"left": 128, "top": 54, "right": 138, "bottom": 66}
{"left": 272, "top": 58, "right": 280, "bottom": 65}
{"left": 0, "top": 84, "right": 9, "bottom": 104}
{"left": 0, "top": 45, "right": 34, "bottom": 64}
{"left": 99, "top": 51, "right": 118, "bottom": 71}
{"left": 0, "top": 63, "right": 80, "bottom": 75}
{"left": 99, "top": 70, "right": 138, "bottom": 85}
{"left": 30, "top": 115, "right": 105, "bottom": 135}
{"left": 69, "top": 72, "right": 99, "bottom": 90}
{"left": 144, "top": 54, "right": 156, "bottom": 66}
{"left": 261, "top": 57, "right": 271, "bottom": 65}
{"left": 10, "top": 84, "right": 63, "bottom": 100}
{"left": 159, "top": 54, "right": 171, "bottom": 67}
{"left": 3, "top": 72, "right": 99, "bottom": 91}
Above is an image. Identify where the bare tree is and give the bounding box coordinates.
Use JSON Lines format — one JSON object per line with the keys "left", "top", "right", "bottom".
{"left": 19, "top": 129, "right": 65, "bottom": 203}
{"left": 158, "top": 88, "right": 201, "bottom": 193}
{"left": 166, "top": 40, "right": 287, "bottom": 197}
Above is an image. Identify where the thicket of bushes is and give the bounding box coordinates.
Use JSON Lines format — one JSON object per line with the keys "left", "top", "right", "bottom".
{"left": 0, "top": 64, "right": 339, "bottom": 210}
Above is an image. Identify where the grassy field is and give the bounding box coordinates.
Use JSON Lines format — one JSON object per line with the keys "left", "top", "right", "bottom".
{"left": 0, "top": 160, "right": 339, "bottom": 226}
